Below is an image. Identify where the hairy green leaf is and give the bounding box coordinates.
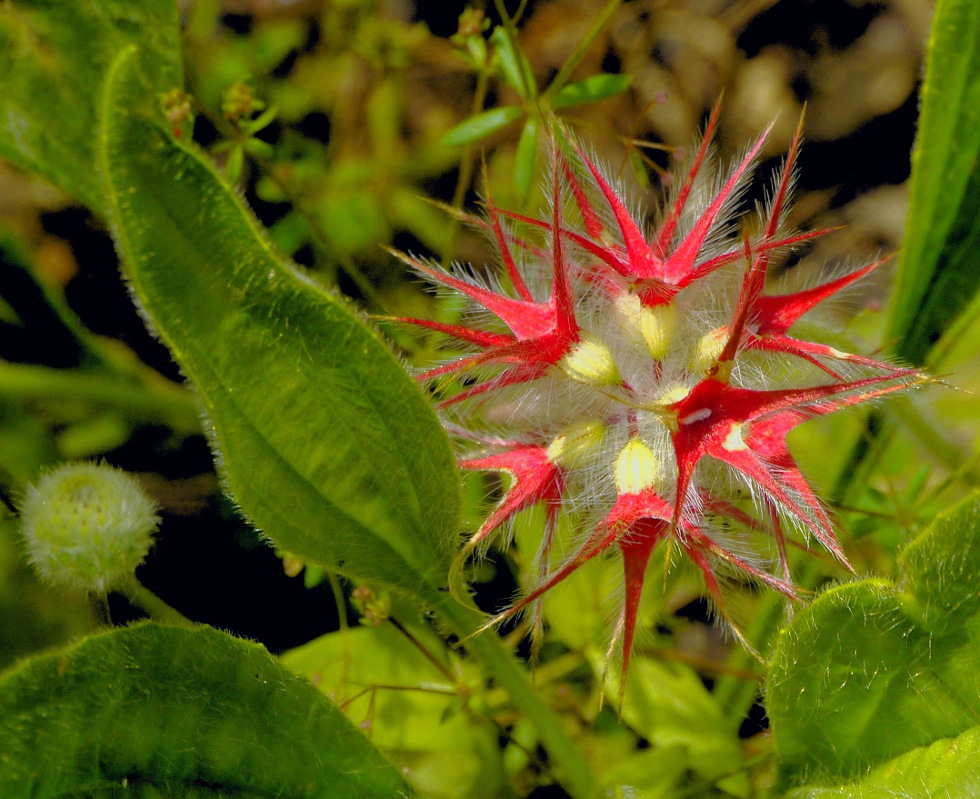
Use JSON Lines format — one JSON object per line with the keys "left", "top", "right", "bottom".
{"left": 0, "top": 623, "right": 410, "bottom": 798}
{"left": 0, "top": 0, "right": 182, "bottom": 215}
{"left": 768, "top": 492, "right": 980, "bottom": 788}
{"left": 100, "top": 48, "right": 459, "bottom": 600}
{"left": 887, "top": 0, "right": 980, "bottom": 364}
{"left": 549, "top": 74, "right": 632, "bottom": 110}
{"left": 441, "top": 105, "right": 523, "bottom": 147}
{"left": 781, "top": 728, "right": 980, "bottom": 798}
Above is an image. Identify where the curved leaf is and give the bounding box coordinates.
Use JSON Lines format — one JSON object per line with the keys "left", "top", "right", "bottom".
{"left": 781, "top": 727, "right": 980, "bottom": 798}
{"left": 0, "top": 623, "right": 410, "bottom": 798}
{"left": 768, "top": 492, "right": 980, "bottom": 788}
{"left": 549, "top": 74, "right": 632, "bottom": 110}
{"left": 0, "top": 0, "right": 182, "bottom": 215}
{"left": 513, "top": 116, "right": 540, "bottom": 205}
{"left": 441, "top": 106, "right": 523, "bottom": 147}
{"left": 99, "top": 48, "right": 459, "bottom": 600}
{"left": 887, "top": 0, "right": 980, "bottom": 363}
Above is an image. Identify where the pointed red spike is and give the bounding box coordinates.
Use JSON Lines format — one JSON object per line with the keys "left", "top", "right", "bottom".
{"left": 486, "top": 204, "right": 536, "bottom": 302}
{"left": 486, "top": 524, "right": 621, "bottom": 627}
{"left": 436, "top": 361, "right": 551, "bottom": 407}
{"left": 389, "top": 316, "right": 513, "bottom": 348}
{"left": 747, "top": 333, "right": 908, "bottom": 377}
{"left": 707, "top": 442, "right": 844, "bottom": 561}
{"left": 654, "top": 100, "right": 723, "bottom": 256}
{"left": 566, "top": 138, "right": 664, "bottom": 280}
{"left": 682, "top": 228, "right": 835, "bottom": 289}
{"left": 717, "top": 229, "right": 764, "bottom": 368}
{"left": 753, "top": 256, "right": 891, "bottom": 334}
{"left": 551, "top": 145, "right": 579, "bottom": 334}
{"left": 416, "top": 350, "right": 497, "bottom": 381}
{"left": 387, "top": 247, "right": 556, "bottom": 339}
{"left": 460, "top": 446, "right": 564, "bottom": 544}
{"left": 684, "top": 526, "right": 800, "bottom": 597}
{"left": 617, "top": 519, "right": 667, "bottom": 685}
{"left": 562, "top": 153, "right": 606, "bottom": 239}
{"left": 662, "top": 126, "right": 772, "bottom": 284}
{"left": 480, "top": 159, "right": 536, "bottom": 302}
{"left": 763, "top": 111, "right": 804, "bottom": 242}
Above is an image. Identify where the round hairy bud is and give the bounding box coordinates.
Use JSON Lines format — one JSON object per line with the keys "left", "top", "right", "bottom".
{"left": 19, "top": 462, "right": 159, "bottom": 592}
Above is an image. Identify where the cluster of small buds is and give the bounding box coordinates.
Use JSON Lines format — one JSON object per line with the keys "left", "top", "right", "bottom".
{"left": 351, "top": 584, "right": 392, "bottom": 627}
{"left": 391, "top": 106, "right": 925, "bottom": 683}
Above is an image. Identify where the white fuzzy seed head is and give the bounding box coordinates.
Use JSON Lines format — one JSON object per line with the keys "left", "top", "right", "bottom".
{"left": 20, "top": 462, "right": 159, "bottom": 593}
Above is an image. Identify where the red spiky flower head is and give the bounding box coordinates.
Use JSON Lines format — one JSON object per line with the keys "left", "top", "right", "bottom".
{"left": 391, "top": 109, "right": 924, "bottom": 691}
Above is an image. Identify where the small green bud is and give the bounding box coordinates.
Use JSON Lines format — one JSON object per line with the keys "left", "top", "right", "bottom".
{"left": 19, "top": 463, "right": 159, "bottom": 593}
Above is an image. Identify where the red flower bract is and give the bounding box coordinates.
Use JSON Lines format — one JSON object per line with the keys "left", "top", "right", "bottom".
{"left": 391, "top": 110, "right": 925, "bottom": 689}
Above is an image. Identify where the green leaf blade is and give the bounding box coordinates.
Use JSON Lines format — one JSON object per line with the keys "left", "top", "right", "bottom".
{"left": 0, "top": 623, "right": 410, "bottom": 798}
{"left": 100, "top": 49, "right": 459, "bottom": 599}
{"left": 781, "top": 727, "right": 980, "bottom": 799}
{"left": 887, "top": 0, "right": 980, "bottom": 363}
{"left": 513, "top": 117, "right": 540, "bottom": 205}
{"left": 549, "top": 74, "right": 632, "bottom": 110}
{"left": 441, "top": 105, "right": 523, "bottom": 147}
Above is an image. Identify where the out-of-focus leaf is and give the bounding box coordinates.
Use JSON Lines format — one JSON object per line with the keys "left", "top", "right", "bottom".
{"left": 442, "top": 106, "right": 523, "bottom": 147}
{"left": 100, "top": 48, "right": 460, "bottom": 601}
{"left": 887, "top": 0, "right": 980, "bottom": 364}
{"left": 0, "top": 0, "right": 182, "bottom": 215}
{"left": 490, "top": 27, "right": 536, "bottom": 98}
{"left": 594, "top": 653, "right": 747, "bottom": 796}
{"left": 0, "top": 514, "right": 89, "bottom": 670}
{"left": 0, "top": 623, "right": 410, "bottom": 798}
{"left": 283, "top": 624, "right": 509, "bottom": 799}
{"left": 513, "top": 117, "right": 540, "bottom": 206}
{"left": 597, "top": 744, "right": 689, "bottom": 799}
{"left": 389, "top": 189, "right": 452, "bottom": 255}
{"left": 768, "top": 492, "right": 980, "bottom": 788}
{"left": 549, "top": 74, "right": 632, "bottom": 110}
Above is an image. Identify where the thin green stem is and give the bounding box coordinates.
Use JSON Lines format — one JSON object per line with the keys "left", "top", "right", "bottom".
{"left": 326, "top": 571, "right": 348, "bottom": 634}
{"left": 492, "top": 0, "right": 535, "bottom": 100}
{"left": 542, "top": 0, "right": 624, "bottom": 102}
{"left": 0, "top": 361, "right": 199, "bottom": 434}
{"left": 435, "top": 595, "right": 592, "bottom": 799}
{"left": 442, "top": 67, "right": 491, "bottom": 268}
{"left": 388, "top": 615, "right": 457, "bottom": 684}
{"left": 713, "top": 594, "right": 782, "bottom": 726}
{"left": 116, "top": 576, "right": 195, "bottom": 627}
{"left": 715, "top": 557, "right": 822, "bottom": 729}
{"left": 201, "top": 105, "right": 382, "bottom": 309}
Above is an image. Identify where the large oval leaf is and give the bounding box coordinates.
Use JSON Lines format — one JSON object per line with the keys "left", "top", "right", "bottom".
{"left": 0, "top": 623, "right": 410, "bottom": 798}
{"left": 767, "top": 492, "right": 980, "bottom": 790}
{"left": 99, "top": 48, "right": 459, "bottom": 599}
{"left": 0, "top": 0, "right": 182, "bottom": 215}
